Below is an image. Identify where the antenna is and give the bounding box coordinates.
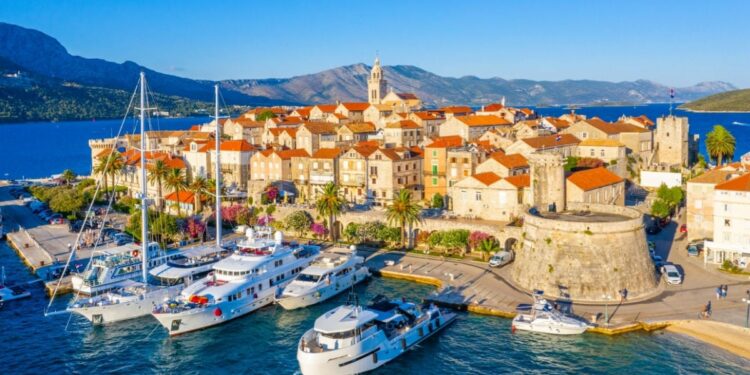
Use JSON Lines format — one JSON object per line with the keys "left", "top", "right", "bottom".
{"left": 211, "top": 84, "right": 229, "bottom": 247}
{"left": 669, "top": 88, "right": 675, "bottom": 117}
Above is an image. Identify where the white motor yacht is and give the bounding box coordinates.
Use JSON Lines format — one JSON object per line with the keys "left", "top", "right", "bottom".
{"left": 297, "top": 295, "right": 457, "bottom": 375}
{"left": 152, "top": 228, "right": 319, "bottom": 335}
{"left": 277, "top": 246, "right": 370, "bottom": 310}
{"left": 511, "top": 291, "right": 589, "bottom": 335}
{"left": 70, "top": 242, "right": 174, "bottom": 295}
{"left": 150, "top": 244, "right": 231, "bottom": 285}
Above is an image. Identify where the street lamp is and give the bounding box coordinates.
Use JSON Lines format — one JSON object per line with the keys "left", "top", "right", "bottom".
{"left": 743, "top": 296, "right": 750, "bottom": 328}
{"left": 602, "top": 294, "right": 612, "bottom": 327}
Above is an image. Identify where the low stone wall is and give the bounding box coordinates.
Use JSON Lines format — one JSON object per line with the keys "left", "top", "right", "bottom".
{"left": 512, "top": 204, "right": 658, "bottom": 302}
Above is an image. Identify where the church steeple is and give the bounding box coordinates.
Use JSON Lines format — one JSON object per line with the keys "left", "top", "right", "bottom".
{"left": 367, "top": 56, "right": 386, "bottom": 104}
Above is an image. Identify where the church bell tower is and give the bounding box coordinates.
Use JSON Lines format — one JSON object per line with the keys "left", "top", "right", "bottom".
{"left": 367, "top": 57, "right": 386, "bottom": 104}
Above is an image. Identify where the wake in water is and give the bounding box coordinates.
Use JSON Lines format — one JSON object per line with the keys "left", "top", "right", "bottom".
{"left": 731, "top": 121, "right": 749, "bottom": 126}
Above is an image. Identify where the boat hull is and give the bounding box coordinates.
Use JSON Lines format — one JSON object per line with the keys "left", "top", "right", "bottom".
{"left": 277, "top": 268, "right": 370, "bottom": 310}
{"left": 297, "top": 312, "right": 456, "bottom": 375}
{"left": 512, "top": 315, "right": 588, "bottom": 335}
{"left": 0, "top": 288, "right": 31, "bottom": 302}
{"left": 68, "top": 285, "right": 182, "bottom": 324}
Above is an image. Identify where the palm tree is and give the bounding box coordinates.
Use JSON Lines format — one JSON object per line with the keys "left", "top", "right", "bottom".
{"left": 476, "top": 238, "right": 500, "bottom": 261}
{"left": 105, "top": 151, "right": 123, "bottom": 200}
{"left": 188, "top": 176, "right": 210, "bottom": 213}
{"left": 61, "top": 169, "right": 77, "bottom": 185}
{"left": 705, "top": 125, "right": 736, "bottom": 166}
{"left": 164, "top": 168, "right": 187, "bottom": 216}
{"left": 385, "top": 189, "right": 423, "bottom": 249}
{"left": 94, "top": 155, "right": 109, "bottom": 198}
{"left": 148, "top": 159, "right": 170, "bottom": 212}
{"left": 315, "top": 182, "right": 344, "bottom": 241}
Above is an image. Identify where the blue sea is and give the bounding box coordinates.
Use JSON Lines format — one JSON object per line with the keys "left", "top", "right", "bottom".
{"left": 1, "top": 104, "right": 750, "bottom": 179}
{"left": 1, "top": 243, "right": 748, "bottom": 374}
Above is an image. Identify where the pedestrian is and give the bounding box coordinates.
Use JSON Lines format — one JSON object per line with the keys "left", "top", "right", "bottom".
{"left": 716, "top": 286, "right": 722, "bottom": 300}
{"left": 722, "top": 284, "right": 728, "bottom": 299}
{"left": 706, "top": 301, "right": 712, "bottom": 318}
{"left": 620, "top": 288, "right": 628, "bottom": 301}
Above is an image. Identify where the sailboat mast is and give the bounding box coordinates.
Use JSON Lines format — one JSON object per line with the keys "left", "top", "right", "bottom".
{"left": 139, "top": 72, "right": 149, "bottom": 283}
{"left": 214, "top": 84, "right": 222, "bottom": 247}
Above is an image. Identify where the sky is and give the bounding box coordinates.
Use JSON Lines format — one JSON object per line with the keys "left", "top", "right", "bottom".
{"left": 1, "top": 0, "right": 749, "bottom": 87}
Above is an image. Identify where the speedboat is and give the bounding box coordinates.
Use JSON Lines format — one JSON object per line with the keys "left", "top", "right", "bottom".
{"left": 152, "top": 228, "right": 319, "bottom": 335}
{"left": 297, "top": 295, "right": 457, "bottom": 375}
{"left": 70, "top": 242, "right": 175, "bottom": 295}
{"left": 511, "top": 290, "right": 589, "bottom": 335}
{"left": 0, "top": 267, "right": 31, "bottom": 303}
{"left": 277, "top": 246, "right": 370, "bottom": 310}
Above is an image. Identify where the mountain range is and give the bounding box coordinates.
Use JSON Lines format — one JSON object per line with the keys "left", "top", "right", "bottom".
{"left": 0, "top": 22, "right": 738, "bottom": 122}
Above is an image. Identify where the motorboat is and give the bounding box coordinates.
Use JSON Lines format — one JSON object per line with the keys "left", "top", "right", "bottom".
{"left": 150, "top": 244, "right": 231, "bottom": 285}
{"left": 511, "top": 290, "right": 589, "bottom": 335}
{"left": 277, "top": 245, "right": 370, "bottom": 310}
{"left": 297, "top": 295, "right": 456, "bottom": 374}
{"left": 0, "top": 267, "right": 31, "bottom": 303}
{"left": 152, "top": 228, "right": 319, "bottom": 335}
{"left": 70, "top": 242, "right": 175, "bottom": 295}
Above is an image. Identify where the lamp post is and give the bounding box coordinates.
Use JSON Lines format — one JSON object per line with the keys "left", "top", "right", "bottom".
{"left": 743, "top": 294, "right": 750, "bottom": 328}
{"left": 602, "top": 294, "right": 612, "bottom": 327}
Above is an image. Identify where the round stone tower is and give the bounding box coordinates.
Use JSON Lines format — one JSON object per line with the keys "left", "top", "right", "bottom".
{"left": 512, "top": 203, "right": 658, "bottom": 302}
{"left": 529, "top": 152, "right": 565, "bottom": 212}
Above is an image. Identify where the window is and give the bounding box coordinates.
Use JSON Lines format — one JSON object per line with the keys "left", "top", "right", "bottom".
{"left": 463, "top": 170, "right": 469, "bottom": 177}
{"left": 724, "top": 219, "right": 731, "bottom": 227}
{"left": 600, "top": 149, "right": 605, "bottom": 157}
{"left": 432, "top": 177, "right": 438, "bottom": 186}
{"left": 694, "top": 199, "right": 702, "bottom": 209}
{"left": 475, "top": 191, "right": 482, "bottom": 201}
{"left": 432, "top": 164, "right": 438, "bottom": 176}
{"left": 432, "top": 150, "right": 437, "bottom": 157}
{"left": 590, "top": 149, "right": 595, "bottom": 156}
{"left": 313, "top": 162, "right": 319, "bottom": 169}
{"left": 298, "top": 162, "right": 304, "bottom": 170}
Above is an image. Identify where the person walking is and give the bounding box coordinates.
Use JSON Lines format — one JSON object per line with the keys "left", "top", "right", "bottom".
{"left": 716, "top": 286, "right": 722, "bottom": 300}
{"left": 722, "top": 284, "right": 728, "bottom": 299}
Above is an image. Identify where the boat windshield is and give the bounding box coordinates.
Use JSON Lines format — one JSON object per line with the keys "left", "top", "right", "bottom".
{"left": 296, "top": 273, "right": 321, "bottom": 283}
{"left": 319, "top": 328, "right": 356, "bottom": 339}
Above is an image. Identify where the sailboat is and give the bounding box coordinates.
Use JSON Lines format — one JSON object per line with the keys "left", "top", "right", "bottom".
{"left": 63, "top": 73, "right": 186, "bottom": 324}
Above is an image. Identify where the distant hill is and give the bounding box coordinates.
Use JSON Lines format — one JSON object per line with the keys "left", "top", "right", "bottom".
{"left": 679, "top": 89, "right": 750, "bottom": 112}
{"left": 223, "top": 63, "right": 736, "bottom": 107}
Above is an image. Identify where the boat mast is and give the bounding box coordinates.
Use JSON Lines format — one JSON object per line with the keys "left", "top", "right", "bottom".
{"left": 139, "top": 72, "right": 149, "bottom": 283}
{"left": 214, "top": 84, "right": 222, "bottom": 247}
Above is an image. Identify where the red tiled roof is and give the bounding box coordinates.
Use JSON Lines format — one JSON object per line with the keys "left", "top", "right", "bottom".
{"left": 340, "top": 102, "right": 370, "bottom": 111}
{"left": 277, "top": 149, "right": 310, "bottom": 159}
{"left": 583, "top": 118, "right": 649, "bottom": 134}
{"left": 440, "top": 105, "right": 473, "bottom": 114}
{"left": 426, "top": 135, "right": 464, "bottom": 148}
{"left": 231, "top": 118, "right": 264, "bottom": 128}
{"left": 715, "top": 173, "right": 750, "bottom": 192}
{"left": 567, "top": 167, "right": 623, "bottom": 191}
{"left": 412, "top": 111, "right": 444, "bottom": 120}
{"left": 314, "top": 104, "right": 337, "bottom": 113}
{"left": 386, "top": 120, "right": 421, "bottom": 129}
{"left": 356, "top": 140, "right": 382, "bottom": 148}
{"left": 505, "top": 174, "right": 530, "bottom": 188}
{"left": 302, "top": 122, "right": 337, "bottom": 134}
{"left": 473, "top": 172, "right": 502, "bottom": 186}
{"left": 492, "top": 153, "right": 528, "bottom": 169}
{"left": 343, "top": 122, "right": 376, "bottom": 133}
{"left": 312, "top": 147, "right": 344, "bottom": 159}
{"left": 348, "top": 145, "right": 379, "bottom": 157}
{"left": 455, "top": 115, "right": 511, "bottom": 127}
{"left": 205, "top": 140, "right": 254, "bottom": 152}
{"left": 521, "top": 134, "right": 580, "bottom": 149}
{"left": 483, "top": 103, "right": 504, "bottom": 112}
{"left": 165, "top": 191, "right": 195, "bottom": 204}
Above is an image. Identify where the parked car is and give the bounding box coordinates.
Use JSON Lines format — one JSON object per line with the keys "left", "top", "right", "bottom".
{"left": 49, "top": 217, "right": 66, "bottom": 225}
{"left": 687, "top": 244, "right": 700, "bottom": 257}
{"left": 679, "top": 224, "right": 687, "bottom": 234}
{"left": 662, "top": 264, "right": 683, "bottom": 285}
{"left": 47, "top": 213, "right": 63, "bottom": 222}
{"left": 39, "top": 210, "right": 55, "bottom": 220}
{"left": 113, "top": 233, "right": 134, "bottom": 246}
{"left": 489, "top": 251, "right": 514, "bottom": 268}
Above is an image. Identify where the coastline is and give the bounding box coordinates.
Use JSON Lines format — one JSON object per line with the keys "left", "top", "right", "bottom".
{"left": 677, "top": 107, "right": 750, "bottom": 113}
{"left": 374, "top": 268, "right": 750, "bottom": 360}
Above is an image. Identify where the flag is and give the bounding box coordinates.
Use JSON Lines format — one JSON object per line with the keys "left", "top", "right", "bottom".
{"left": 670, "top": 88, "right": 675, "bottom": 99}
{"left": 555, "top": 135, "right": 562, "bottom": 141}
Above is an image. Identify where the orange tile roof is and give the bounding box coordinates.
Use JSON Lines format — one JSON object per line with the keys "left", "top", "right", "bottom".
{"left": 314, "top": 104, "right": 337, "bottom": 113}
{"left": 348, "top": 145, "right": 379, "bottom": 157}
{"left": 344, "top": 122, "right": 376, "bottom": 133}
{"left": 579, "top": 139, "right": 624, "bottom": 147}
{"left": 492, "top": 153, "right": 528, "bottom": 169}
{"left": 455, "top": 115, "right": 511, "bottom": 127}
{"left": 189, "top": 125, "right": 201, "bottom": 131}
{"left": 386, "top": 120, "right": 421, "bottom": 129}
{"left": 340, "top": 102, "right": 370, "bottom": 111}
{"left": 426, "top": 135, "right": 464, "bottom": 148}
{"left": 277, "top": 149, "right": 310, "bottom": 159}
{"left": 473, "top": 172, "right": 502, "bottom": 186}
{"left": 715, "top": 172, "right": 750, "bottom": 192}
{"left": 165, "top": 191, "right": 195, "bottom": 204}
{"left": 544, "top": 117, "right": 572, "bottom": 129}
{"left": 294, "top": 107, "right": 311, "bottom": 117}
{"left": 483, "top": 103, "right": 504, "bottom": 112}
{"left": 412, "top": 111, "right": 443, "bottom": 120}
{"left": 232, "top": 118, "right": 264, "bottom": 128}
{"left": 312, "top": 147, "right": 344, "bottom": 159}
{"left": 633, "top": 115, "right": 654, "bottom": 126}
{"left": 205, "top": 140, "right": 254, "bottom": 152}
{"left": 375, "top": 148, "right": 402, "bottom": 161}
{"left": 471, "top": 140, "right": 493, "bottom": 152}
{"left": 332, "top": 113, "right": 348, "bottom": 119}
{"left": 408, "top": 145, "right": 424, "bottom": 156}
{"left": 302, "top": 122, "right": 337, "bottom": 134}
{"left": 689, "top": 166, "right": 744, "bottom": 184}
{"left": 269, "top": 128, "right": 285, "bottom": 137}
{"left": 567, "top": 167, "right": 623, "bottom": 191}
{"left": 504, "top": 174, "right": 530, "bottom": 188}
{"left": 583, "top": 118, "right": 649, "bottom": 134}
{"left": 519, "top": 108, "right": 534, "bottom": 116}
{"left": 440, "top": 105, "right": 473, "bottom": 114}
{"left": 356, "top": 140, "right": 382, "bottom": 148}
{"left": 521, "top": 134, "right": 580, "bottom": 149}
{"left": 395, "top": 93, "right": 419, "bottom": 100}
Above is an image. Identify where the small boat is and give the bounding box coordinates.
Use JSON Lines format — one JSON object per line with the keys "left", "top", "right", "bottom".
{"left": 276, "top": 245, "right": 370, "bottom": 310}
{"left": 0, "top": 267, "right": 31, "bottom": 303}
{"left": 297, "top": 294, "right": 457, "bottom": 375}
{"left": 511, "top": 290, "right": 589, "bottom": 335}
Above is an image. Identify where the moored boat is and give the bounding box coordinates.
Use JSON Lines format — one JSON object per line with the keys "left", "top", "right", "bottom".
{"left": 276, "top": 245, "right": 369, "bottom": 310}
{"left": 297, "top": 294, "right": 456, "bottom": 375}
{"left": 511, "top": 290, "right": 589, "bottom": 335}
{"left": 0, "top": 267, "right": 31, "bottom": 303}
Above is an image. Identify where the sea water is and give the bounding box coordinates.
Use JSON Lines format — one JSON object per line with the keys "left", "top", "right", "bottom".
{"left": 1, "top": 243, "right": 747, "bottom": 374}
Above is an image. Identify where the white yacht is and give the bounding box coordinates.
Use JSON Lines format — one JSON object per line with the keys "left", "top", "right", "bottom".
{"left": 149, "top": 244, "right": 231, "bottom": 286}
{"left": 297, "top": 295, "right": 457, "bottom": 375}
{"left": 511, "top": 291, "right": 589, "bottom": 335}
{"left": 152, "top": 228, "right": 319, "bottom": 335}
{"left": 277, "top": 246, "right": 370, "bottom": 310}
{"left": 70, "top": 242, "right": 173, "bottom": 295}
{"left": 0, "top": 267, "right": 31, "bottom": 303}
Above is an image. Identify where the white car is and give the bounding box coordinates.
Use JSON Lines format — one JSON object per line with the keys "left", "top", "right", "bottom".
{"left": 662, "top": 264, "right": 683, "bottom": 285}
{"left": 489, "top": 251, "right": 513, "bottom": 268}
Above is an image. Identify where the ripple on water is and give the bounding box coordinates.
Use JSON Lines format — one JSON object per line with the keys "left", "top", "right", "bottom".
{"left": 1, "top": 243, "right": 748, "bottom": 375}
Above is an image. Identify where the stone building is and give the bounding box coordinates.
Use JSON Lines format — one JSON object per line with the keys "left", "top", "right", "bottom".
{"left": 704, "top": 173, "right": 750, "bottom": 267}
{"left": 686, "top": 162, "right": 749, "bottom": 242}
{"left": 438, "top": 115, "right": 512, "bottom": 141}
{"left": 367, "top": 147, "right": 423, "bottom": 206}
{"left": 384, "top": 120, "right": 422, "bottom": 147}
{"left": 423, "top": 136, "right": 465, "bottom": 203}
{"left": 565, "top": 167, "right": 625, "bottom": 206}
{"left": 475, "top": 153, "right": 529, "bottom": 177}
{"left": 338, "top": 145, "right": 378, "bottom": 204}
{"left": 367, "top": 57, "right": 387, "bottom": 105}
{"left": 449, "top": 172, "right": 530, "bottom": 221}
{"left": 576, "top": 139, "right": 627, "bottom": 178}
{"left": 653, "top": 115, "right": 695, "bottom": 167}
{"left": 529, "top": 153, "right": 566, "bottom": 212}
{"left": 505, "top": 134, "right": 580, "bottom": 158}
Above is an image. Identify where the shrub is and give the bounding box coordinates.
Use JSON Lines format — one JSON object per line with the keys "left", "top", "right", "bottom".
{"left": 431, "top": 193, "right": 444, "bottom": 209}
{"left": 344, "top": 222, "right": 360, "bottom": 242}
{"left": 468, "top": 231, "right": 491, "bottom": 249}
{"left": 286, "top": 210, "right": 313, "bottom": 237}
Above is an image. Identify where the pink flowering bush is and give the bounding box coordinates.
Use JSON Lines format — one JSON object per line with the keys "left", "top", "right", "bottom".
{"left": 468, "top": 231, "right": 491, "bottom": 249}
{"left": 258, "top": 215, "right": 274, "bottom": 226}
{"left": 184, "top": 216, "right": 206, "bottom": 239}
{"left": 310, "top": 222, "right": 328, "bottom": 238}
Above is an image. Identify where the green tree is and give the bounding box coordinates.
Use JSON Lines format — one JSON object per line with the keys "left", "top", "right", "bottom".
{"left": 385, "top": 189, "right": 423, "bottom": 248}
{"left": 431, "top": 193, "right": 444, "bottom": 209}
{"left": 256, "top": 110, "right": 277, "bottom": 121}
{"left": 48, "top": 187, "right": 84, "bottom": 216}
{"left": 61, "top": 169, "right": 77, "bottom": 185}
{"left": 344, "top": 222, "right": 360, "bottom": 242}
{"left": 105, "top": 151, "right": 123, "bottom": 200}
{"left": 148, "top": 160, "right": 170, "bottom": 212}
{"left": 705, "top": 125, "right": 736, "bottom": 166}
{"left": 651, "top": 199, "right": 671, "bottom": 219}
{"left": 164, "top": 168, "right": 187, "bottom": 216}
{"left": 151, "top": 212, "right": 179, "bottom": 247}
{"left": 188, "top": 176, "right": 210, "bottom": 213}
{"left": 476, "top": 238, "right": 501, "bottom": 261}
{"left": 286, "top": 210, "right": 313, "bottom": 237}
{"left": 93, "top": 155, "right": 110, "bottom": 200}
{"left": 315, "top": 182, "right": 344, "bottom": 241}
{"left": 656, "top": 184, "right": 684, "bottom": 211}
